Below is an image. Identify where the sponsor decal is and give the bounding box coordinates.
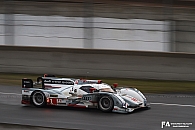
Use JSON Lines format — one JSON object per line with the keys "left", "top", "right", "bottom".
{"left": 44, "top": 79, "right": 51, "bottom": 83}
{"left": 125, "top": 95, "right": 139, "bottom": 102}
{"left": 24, "top": 81, "right": 30, "bottom": 83}
{"left": 131, "top": 97, "right": 138, "bottom": 102}
{"left": 44, "top": 80, "right": 74, "bottom": 85}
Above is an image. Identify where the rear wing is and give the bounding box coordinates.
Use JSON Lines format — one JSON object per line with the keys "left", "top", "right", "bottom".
{"left": 22, "top": 75, "right": 74, "bottom": 89}
{"left": 22, "top": 74, "right": 56, "bottom": 89}
{"left": 22, "top": 78, "right": 33, "bottom": 88}
{"left": 22, "top": 75, "right": 103, "bottom": 89}
{"left": 22, "top": 77, "right": 45, "bottom": 88}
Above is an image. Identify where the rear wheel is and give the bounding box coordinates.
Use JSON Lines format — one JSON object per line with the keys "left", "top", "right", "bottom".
{"left": 31, "top": 91, "right": 46, "bottom": 107}
{"left": 98, "top": 96, "right": 114, "bottom": 112}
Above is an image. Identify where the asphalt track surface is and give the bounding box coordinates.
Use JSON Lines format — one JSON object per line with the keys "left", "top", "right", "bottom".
{"left": 0, "top": 85, "right": 194, "bottom": 130}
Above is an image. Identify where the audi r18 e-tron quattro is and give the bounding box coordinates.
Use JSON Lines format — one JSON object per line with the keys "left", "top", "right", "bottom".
{"left": 21, "top": 74, "right": 150, "bottom": 113}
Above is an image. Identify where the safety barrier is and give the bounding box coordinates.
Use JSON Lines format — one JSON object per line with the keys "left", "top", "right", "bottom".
{"left": 0, "top": 46, "right": 195, "bottom": 81}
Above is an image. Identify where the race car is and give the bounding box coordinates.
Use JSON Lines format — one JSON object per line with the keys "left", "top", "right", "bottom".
{"left": 21, "top": 75, "right": 150, "bottom": 113}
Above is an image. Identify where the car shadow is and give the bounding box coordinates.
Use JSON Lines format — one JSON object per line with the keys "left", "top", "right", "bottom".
{"left": 21, "top": 105, "right": 150, "bottom": 115}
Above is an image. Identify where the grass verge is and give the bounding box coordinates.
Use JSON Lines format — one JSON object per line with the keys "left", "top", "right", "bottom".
{"left": 0, "top": 73, "right": 195, "bottom": 93}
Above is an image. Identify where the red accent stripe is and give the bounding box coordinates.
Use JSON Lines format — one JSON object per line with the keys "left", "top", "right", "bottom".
{"left": 21, "top": 100, "right": 30, "bottom": 104}
{"left": 114, "top": 108, "right": 118, "bottom": 110}
{"left": 45, "top": 85, "right": 61, "bottom": 88}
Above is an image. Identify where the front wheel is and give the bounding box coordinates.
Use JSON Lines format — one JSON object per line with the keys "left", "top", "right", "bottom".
{"left": 31, "top": 91, "right": 46, "bottom": 107}
{"left": 98, "top": 96, "right": 114, "bottom": 112}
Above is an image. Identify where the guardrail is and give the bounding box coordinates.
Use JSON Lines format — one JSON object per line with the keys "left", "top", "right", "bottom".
{"left": 0, "top": 46, "right": 195, "bottom": 81}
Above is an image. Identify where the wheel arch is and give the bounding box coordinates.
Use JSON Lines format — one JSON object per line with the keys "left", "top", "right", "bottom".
{"left": 94, "top": 93, "right": 123, "bottom": 106}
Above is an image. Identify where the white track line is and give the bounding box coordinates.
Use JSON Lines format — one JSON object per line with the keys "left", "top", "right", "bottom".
{"left": 0, "top": 92, "right": 21, "bottom": 96}
{"left": 151, "top": 103, "right": 195, "bottom": 108}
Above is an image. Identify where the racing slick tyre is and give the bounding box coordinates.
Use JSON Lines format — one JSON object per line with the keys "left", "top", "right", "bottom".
{"left": 98, "top": 96, "right": 114, "bottom": 112}
{"left": 31, "top": 91, "right": 46, "bottom": 107}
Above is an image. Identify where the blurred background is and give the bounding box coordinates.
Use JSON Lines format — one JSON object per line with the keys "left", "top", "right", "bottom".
{"left": 0, "top": 0, "right": 195, "bottom": 52}
{"left": 0, "top": 0, "right": 195, "bottom": 81}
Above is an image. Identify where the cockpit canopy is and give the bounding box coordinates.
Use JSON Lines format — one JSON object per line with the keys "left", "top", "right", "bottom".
{"left": 79, "top": 83, "right": 114, "bottom": 93}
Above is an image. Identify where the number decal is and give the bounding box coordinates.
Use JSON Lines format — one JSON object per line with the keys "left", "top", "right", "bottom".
{"left": 49, "top": 98, "right": 62, "bottom": 105}
{"left": 57, "top": 99, "right": 62, "bottom": 103}
{"left": 131, "top": 97, "right": 138, "bottom": 102}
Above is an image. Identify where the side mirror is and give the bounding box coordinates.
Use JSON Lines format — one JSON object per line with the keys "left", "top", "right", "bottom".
{"left": 113, "top": 83, "right": 118, "bottom": 88}
{"left": 89, "top": 88, "right": 96, "bottom": 93}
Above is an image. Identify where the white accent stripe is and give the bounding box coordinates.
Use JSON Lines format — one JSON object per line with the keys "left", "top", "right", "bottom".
{"left": 0, "top": 92, "right": 21, "bottom": 96}
{"left": 151, "top": 103, "right": 195, "bottom": 108}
